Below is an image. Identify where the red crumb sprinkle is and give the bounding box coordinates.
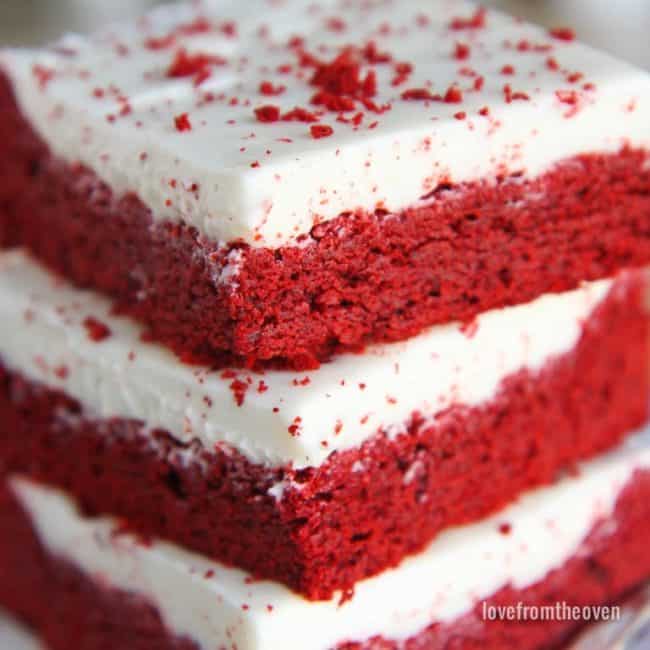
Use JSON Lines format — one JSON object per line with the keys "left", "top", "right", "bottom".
{"left": 298, "top": 46, "right": 389, "bottom": 115}
{"left": 500, "top": 64, "right": 515, "bottom": 75}
{"left": 556, "top": 89, "right": 579, "bottom": 105}
{"left": 362, "top": 41, "right": 392, "bottom": 64}
{"left": 392, "top": 61, "right": 413, "bottom": 86}
{"left": 255, "top": 105, "right": 281, "bottom": 123}
{"left": 204, "top": 570, "right": 215, "bottom": 578}
{"left": 223, "top": 375, "right": 250, "bottom": 407}
{"left": 167, "top": 49, "right": 226, "bottom": 85}
{"left": 479, "top": 106, "right": 490, "bottom": 116}
{"left": 549, "top": 27, "right": 576, "bottom": 42}
{"left": 444, "top": 85, "right": 463, "bottom": 103}
{"left": 310, "top": 124, "right": 334, "bottom": 139}
{"left": 32, "top": 64, "right": 55, "bottom": 90}
{"left": 326, "top": 17, "right": 347, "bottom": 32}
{"left": 288, "top": 416, "right": 303, "bottom": 436}
{"left": 54, "top": 365, "right": 69, "bottom": 380}
{"left": 259, "top": 81, "right": 286, "bottom": 96}
{"left": 174, "top": 113, "right": 192, "bottom": 132}
{"left": 221, "top": 21, "right": 237, "bottom": 38}
{"left": 460, "top": 318, "right": 479, "bottom": 338}
{"left": 503, "top": 84, "right": 530, "bottom": 103}
{"left": 499, "top": 522, "right": 512, "bottom": 535}
{"left": 454, "top": 43, "right": 471, "bottom": 60}
{"left": 83, "top": 317, "right": 112, "bottom": 342}
{"left": 250, "top": 161, "right": 260, "bottom": 168}
{"left": 266, "top": 605, "right": 274, "bottom": 613}
{"left": 473, "top": 76, "right": 485, "bottom": 91}
{"left": 281, "top": 107, "right": 319, "bottom": 123}
{"left": 546, "top": 57, "right": 560, "bottom": 71}
{"left": 450, "top": 7, "right": 487, "bottom": 30}
{"left": 401, "top": 88, "right": 436, "bottom": 101}
{"left": 257, "top": 380, "right": 269, "bottom": 393}
{"left": 454, "top": 111, "right": 467, "bottom": 120}
{"left": 144, "top": 34, "right": 176, "bottom": 50}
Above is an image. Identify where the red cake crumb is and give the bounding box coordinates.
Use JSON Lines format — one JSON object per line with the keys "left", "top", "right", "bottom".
{"left": 166, "top": 49, "right": 226, "bottom": 85}
{"left": 1, "top": 72, "right": 650, "bottom": 369}
{"left": 311, "top": 124, "right": 334, "bottom": 139}
{"left": 444, "top": 85, "right": 463, "bottom": 103}
{"left": 281, "top": 106, "right": 319, "bottom": 123}
{"left": 259, "top": 81, "right": 286, "bottom": 96}
{"left": 255, "top": 105, "right": 281, "bottom": 123}
{"left": 82, "top": 317, "right": 111, "bottom": 342}
{"left": 401, "top": 88, "right": 436, "bottom": 101}
{"left": 362, "top": 41, "right": 392, "bottom": 65}
{"left": 547, "top": 56, "right": 561, "bottom": 71}
{"left": 503, "top": 84, "right": 530, "bottom": 102}
{"left": 449, "top": 7, "right": 487, "bottom": 30}
{"left": 144, "top": 34, "right": 176, "bottom": 51}
{"left": 0, "top": 273, "right": 647, "bottom": 599}
{"left": 453, "top": 43, "right": 471, "bottom": 61}
{"left": 32, "top": 65, "right": 55, "bottom": 90}
{"left": 174, "top": 113, "right": 192, "bottom": 132}
{"left": 2, "top": 469, "right": 650, "bottom": 649}
{"left": 550, "top": 27, "right": 576, "bottom": 42}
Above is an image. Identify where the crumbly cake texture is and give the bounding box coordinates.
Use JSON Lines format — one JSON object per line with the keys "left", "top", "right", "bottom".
{"left": 1, "top": 261, "right": 647, "bottom": 600}
{"left": 1, "top": 435, "right": 650, "bottom": 650}
{"left": 2, "top": 0, "right": 650, "bottom": 367}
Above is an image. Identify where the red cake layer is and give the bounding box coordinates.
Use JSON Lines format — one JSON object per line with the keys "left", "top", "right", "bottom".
{"left": 340, "top": 470, "right": 650, "bottom": 650}
{"left": 0, "top": 272, "right": 647, "bottom": 601}
{"left": 0, "top": 482, "right": 198, "bottom": 650}
{"left": 1, "top": 73, "right": 650, "bottom": 369}
{"left": 1, "top": 471, "right": 650, "bottom": 650}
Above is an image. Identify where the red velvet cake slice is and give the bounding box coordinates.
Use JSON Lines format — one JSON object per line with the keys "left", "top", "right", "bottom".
{"left": 2, "top": 427, "right": 650, "bottom": 650}
{"left": 1, "top": 0, "right": 649, "bottom": 368}
{"left": 0, "top": 250, "right": 648, "bottom": 600}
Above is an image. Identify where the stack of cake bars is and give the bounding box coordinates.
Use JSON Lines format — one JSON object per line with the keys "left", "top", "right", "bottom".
{"left": 0, "top": 1, "right": 649, "bottom": 649}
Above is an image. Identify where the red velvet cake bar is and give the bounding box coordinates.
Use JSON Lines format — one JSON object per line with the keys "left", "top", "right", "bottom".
{"left": 1, "top": 0, "right": 649, "bottom": 368}
{"left": 1, "top": 430, "right": 650, "bottom": 650}
{"left": 0, "top": 250, "right": 648, "bottom": 600}
{"left": 2, "top": 2, "right": 650, "bottom": 649}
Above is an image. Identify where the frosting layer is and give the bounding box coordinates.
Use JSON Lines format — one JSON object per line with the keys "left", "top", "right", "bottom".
{"left": 2, "top": 0, "right": 650, "bottom": 246}
{"left": 12, "top": 426, "right": 650, "bottom": 650}
{"left": 0, "top": 614, "right": 42, "bottom": 650}
{"left": 0, "top": 250, "right": 613, "bottom": 468}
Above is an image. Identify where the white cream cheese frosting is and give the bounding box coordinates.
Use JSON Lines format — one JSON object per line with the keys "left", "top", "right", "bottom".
{"left": 0, "top": 615, "right": 42, "bottom": 650}
{"left": 2, "top": 0, "right": 649, "bottom": 246}
{"left": 12, "top": 425, "right": 650, "bottom": 650}
{"left": 0, "top": 249, "right": 617, "bottom": 468}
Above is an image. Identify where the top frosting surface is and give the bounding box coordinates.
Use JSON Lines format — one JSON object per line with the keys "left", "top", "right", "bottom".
{"left": 2, "top": 0, "right": 650, "bottom": 246}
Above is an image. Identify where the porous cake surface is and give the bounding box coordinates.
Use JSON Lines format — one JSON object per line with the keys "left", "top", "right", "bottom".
{"left": 1, "top": 250, "right": 648, "bottom": 598}
{"left": 2, "top": 0, "right": 649, "bottom": 247}
{"left": 2, "top": 428, "right": 650, "bottom": 649}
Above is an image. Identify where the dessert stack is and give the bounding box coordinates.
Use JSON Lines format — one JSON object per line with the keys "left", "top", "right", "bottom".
{"left": 0, "top": 1, "right": 649, "bottom": 648}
